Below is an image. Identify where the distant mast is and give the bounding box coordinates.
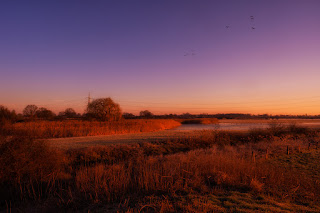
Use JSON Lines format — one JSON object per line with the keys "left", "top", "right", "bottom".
{"left": 87, "top": 92, "right": 91, "bottom": 106}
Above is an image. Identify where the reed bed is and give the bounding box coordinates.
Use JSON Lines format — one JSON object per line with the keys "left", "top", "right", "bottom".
{"left": 1, "top": 125, "right": 320, "bottom": 212}
{"left": 4, "top": 119, "right": 180, "bottom": 138}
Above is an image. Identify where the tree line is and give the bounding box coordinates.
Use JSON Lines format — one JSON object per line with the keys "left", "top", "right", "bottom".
{"left": 2, "top": 97, "right": 320, "bottom": 126}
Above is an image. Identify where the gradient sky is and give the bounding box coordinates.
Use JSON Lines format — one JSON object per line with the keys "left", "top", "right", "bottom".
{"left": 1, "top": 0, "right": 320, "bottom": 115}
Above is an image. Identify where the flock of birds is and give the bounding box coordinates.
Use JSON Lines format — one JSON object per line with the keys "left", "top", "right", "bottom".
{"left": 184, "top": 15, "right": 256, "bottom": 57}
{"left": 226, "top": 15, "right": 256, "bottom": 30}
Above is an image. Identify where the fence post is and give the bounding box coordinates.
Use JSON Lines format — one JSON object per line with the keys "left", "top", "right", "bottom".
{"left": 266, "top": 148, "right": 268, "bottom": 159}
{"left": 252, "top": 151, "right": 256, "bottom": 163}
{"left": 287, "top": 146, "right": 289, "bottom": 155}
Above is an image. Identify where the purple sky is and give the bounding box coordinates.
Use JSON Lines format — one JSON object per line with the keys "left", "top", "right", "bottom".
{"left": 1, "top": 0, "right": 320, "bottom": 115}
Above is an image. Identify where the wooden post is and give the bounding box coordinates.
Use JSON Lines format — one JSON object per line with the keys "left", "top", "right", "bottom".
{"left": 266, "top": 148, "right": 269, "bottom": 159}
{"left": 298, "top": 145, "right": 301, "bottom": 153}
{"left": 252, "top": 151, "right": 256, "bottom": 163}
{"left": 287, "top": 146, "right": 289, "bottom": 155}
{"left": 308, "top": 143, "right": 311, "bottom": 150}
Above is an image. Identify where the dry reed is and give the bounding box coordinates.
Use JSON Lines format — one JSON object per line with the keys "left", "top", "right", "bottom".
{"left": 4, "top": 119, "right": 180, "bottom": 138}
{"left": 1, "top": 126, "right": 320, "bottom": 212}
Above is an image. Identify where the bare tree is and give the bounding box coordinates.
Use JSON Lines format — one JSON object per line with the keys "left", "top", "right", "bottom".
{"left": 86, "top": 98, "right": 122, "bottom": 121}
{"left": 36, "top": 107, "right": 55, "bottom": 120}
{"left": 64, "top": 108, "right": 77, "bottom": 118}
{"left": 140, "top": 110, "right": 153, "bottom": 118}
{"left": 123, "top": 112, "right": 135, "bottom": 119}
{"left": 23, "top": 105, "right": 38, "bottom": 119}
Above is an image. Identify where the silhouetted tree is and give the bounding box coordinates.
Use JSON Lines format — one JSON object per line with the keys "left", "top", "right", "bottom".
{"left": 140, "top": 110, "right": 153, "bottom": 118}
{"left": 36, "top": 107, "right": 55, "bottom": 120}
{"left": 23, "top": 105, "right": 38, "bottom": 120}
{"left": 64, "top": 108, "right": 77, "bottom": 118}
{"left": 86, "top": 98, "right": 122, "bottom": 121}
{"left": 123, "top": 112, "right": 135, "bottom": 119}
{"left": 180, "top": 113, "right": 194, "bottom": 119}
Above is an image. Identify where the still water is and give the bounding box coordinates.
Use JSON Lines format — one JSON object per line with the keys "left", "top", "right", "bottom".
{"left": 173, "top": 123, "right": 270, "bottom": 131}
{"left": 172, "top": 121, "right": 320, "bottom": 131}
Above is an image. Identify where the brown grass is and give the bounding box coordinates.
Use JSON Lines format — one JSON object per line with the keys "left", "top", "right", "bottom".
{"left": 1, "top": 125, "right": 320, "bottom": 212}
{"left": 4, "top": 119, "right": 180, "bottom": 139}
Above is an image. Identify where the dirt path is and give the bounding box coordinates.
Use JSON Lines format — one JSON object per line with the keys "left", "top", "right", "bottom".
{"left": 47, "top": 130, "right": 194, "bottom": 149}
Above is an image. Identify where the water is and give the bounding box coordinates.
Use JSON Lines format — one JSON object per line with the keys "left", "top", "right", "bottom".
{"left": 172, "top": 121, "right": 320, "bottom": 131}
{"left": 173, "top": 123, "right": 270, "bottom": 131}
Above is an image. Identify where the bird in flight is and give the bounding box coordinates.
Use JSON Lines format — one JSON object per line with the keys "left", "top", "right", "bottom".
{"left": 250, "top": 16, "right": 256, "bottom": 30}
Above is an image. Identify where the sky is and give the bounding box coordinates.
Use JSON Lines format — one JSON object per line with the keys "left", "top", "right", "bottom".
{"left": 1, "top": 0, "right": 320, "bottom": 115}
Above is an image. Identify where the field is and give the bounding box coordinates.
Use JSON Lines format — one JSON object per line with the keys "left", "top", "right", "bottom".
{"left": 47, "top": 130, "right": 193, "bottom": 149}
{"left": 2, "top": 119, "right": 181, "bottom": 138}
{"left": 48, "top": 119, "right": 320, "bottom": 149}
{"left": 1, "top": 120, "right": 320, "bottom": 212}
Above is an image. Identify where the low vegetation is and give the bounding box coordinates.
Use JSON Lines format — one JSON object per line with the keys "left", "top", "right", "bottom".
{"left": 1, "top": 124, "right": 320, "bottom": 212}
{"left": 2, "top": 119, "right": 181, "bottom": 139}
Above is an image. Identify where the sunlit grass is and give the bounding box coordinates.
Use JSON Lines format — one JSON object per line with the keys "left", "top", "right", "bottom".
{"left": 1, "top": 124, "right": 320, "bottom": 212}
{"left": 4, "top": 119, "right": 181, "bottom": 138}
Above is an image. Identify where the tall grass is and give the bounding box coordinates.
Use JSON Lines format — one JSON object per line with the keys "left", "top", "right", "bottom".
{"left": 1, "top": 125, "right": 319, "bottom": 212}
{"left": 75, "top": 147, "right": 319, "bottom": 203}
{"left": 3, "top": 119, "right": 180, "bottom": 138}
{"left": 0, "top": 136, "right": 65, "bottom": 205}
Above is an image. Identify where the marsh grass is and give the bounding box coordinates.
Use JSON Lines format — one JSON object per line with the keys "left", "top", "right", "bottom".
{"left": 1, "top": 124, "right": 320, "bottom": 212}
{"left": 3, "top": 119, "right": 180, "bottom": 138}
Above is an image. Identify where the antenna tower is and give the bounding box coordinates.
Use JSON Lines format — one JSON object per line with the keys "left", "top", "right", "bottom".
{"left": 88, "top": 92, "right": 91, "bottom": 106}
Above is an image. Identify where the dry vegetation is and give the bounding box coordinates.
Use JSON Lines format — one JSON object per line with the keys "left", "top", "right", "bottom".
{"left": 1, "top": 119, "right": 180, "bottom": 138}
{"left": 1, "top": 123, "right": 320, "bottom": 212}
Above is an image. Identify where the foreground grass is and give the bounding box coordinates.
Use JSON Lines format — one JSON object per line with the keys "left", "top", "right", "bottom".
{"left": 1, "top": 125, "right": 319, "bottom": 212}
{"left": 2, "top": 119, "right": 181, "bottom": 138}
